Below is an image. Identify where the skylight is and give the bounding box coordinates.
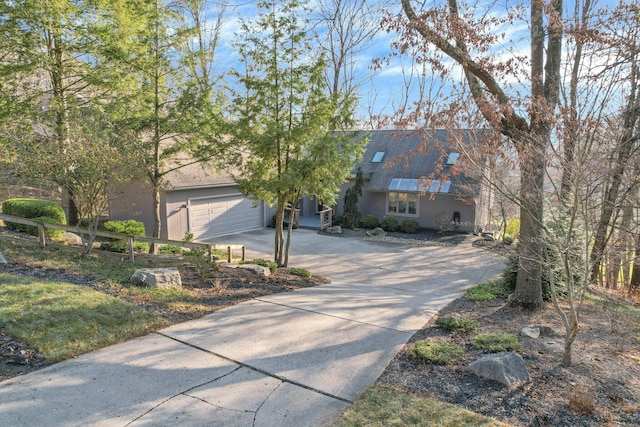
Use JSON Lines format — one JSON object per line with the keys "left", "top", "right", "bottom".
{"left": 371, "top": 151, "right": 385, "bottom": 163}
{"left": 446, "top": 152, "right": 460, "bottom": 165}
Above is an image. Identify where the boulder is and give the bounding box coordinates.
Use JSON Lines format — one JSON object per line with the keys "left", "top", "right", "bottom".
{"left": 521, "top": 325, "right": 558, "bottom": 338}
{"left": 130, "top": 268, "right": 182, "bottom": 289}
{"left": 535, "top": 325, "right": 558, "bottom": 337}
{"left": 60, "top": 232, "right": 83, "bottom": 245}
{"left": 366, "top": 227, "right": 386, "bottom": 237}
{"left": 466, "top": 352, "right": 530, "bottom": 387}
{"left": 521, "top": 327, "right": 541, "bottom": 339}
{"left": 325, "top": 225, "right": 342, "bottom": 234}
{"left": 218, "top": 262, "right": 271, "bottom": 277}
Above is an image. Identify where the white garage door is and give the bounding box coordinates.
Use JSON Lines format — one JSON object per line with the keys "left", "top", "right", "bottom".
{"left": 188, "top": 195, "right": 263, "bottom": 240}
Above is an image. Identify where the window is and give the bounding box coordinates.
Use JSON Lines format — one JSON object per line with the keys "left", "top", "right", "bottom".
{"left": 388, "top": 192, "right": 418, "bottom": 216}
{"left": 446, "top": 152, "right": 460, "bottom": 165}
{"left": 371, "top": 151, "right": 385, "bottom": 163}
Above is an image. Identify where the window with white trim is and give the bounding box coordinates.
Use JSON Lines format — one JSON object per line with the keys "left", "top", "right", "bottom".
{"left": 388, "top": 191, "right": 418, "bottom": 216}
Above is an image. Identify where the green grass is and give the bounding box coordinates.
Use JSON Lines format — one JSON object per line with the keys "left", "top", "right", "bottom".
{"left": 472, "top": 333, "right": 522, "bottom": 352}
{"left": 435, "top": 316, "right": 479, "bottom": 334}
{"left": 465, "top": 280, "right": 510, "bottom": 301}
{"left": 408, "top": 338, "right": 464, "bottom": 365}
{"left": 290, "top": 267, "right": 311, "bottom": 277}
{"left": 0, "top": 273, "right": 168, "bottom": 363}
{"left": 336, "top": 385, "right": 510, "bottom": 427}
{"left": 0, "top": 241, "right": 138, "bottom": 284}
{"left": 243, "top": 258, "right": 278, "bottom": 273}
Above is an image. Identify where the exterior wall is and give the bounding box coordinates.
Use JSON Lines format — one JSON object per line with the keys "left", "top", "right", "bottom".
{"left": 417, "top": 195, "right": 476, "bottom": 232}
{"left": 108, "top": 181, "right": 156, "bottom": 237}
{"left": 357, "top": 190, "right": 387, "bottom": 222}
{"left": 344, "top": 186, "right": 477, "bottom": 232}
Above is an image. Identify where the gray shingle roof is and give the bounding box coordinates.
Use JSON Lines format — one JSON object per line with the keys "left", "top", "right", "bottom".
{"left": 355, "top": 129, "right": 481, "bottom": 195}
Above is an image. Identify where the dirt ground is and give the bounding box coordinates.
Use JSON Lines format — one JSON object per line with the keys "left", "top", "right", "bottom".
{"left": 2, "top": 231, "right": 640, "bottom": 426}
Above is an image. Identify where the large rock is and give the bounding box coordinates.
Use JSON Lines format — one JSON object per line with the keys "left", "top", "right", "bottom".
{"left": 218, "top": 262, "right": 271, "bottom": 277}
{"left": 60, "top": 232, "right": 83, "bottom": 245}
{"left": 325, "top": 225, "right": 342, "bottom": 234}
{"left": 521, "top": 327, "right": 541, "bottom": 339}
{"left": 466, "top": 352, "right": 530, "bottom": 387}
{"left": 521, "top": 325, "right": 558, "bottom": 339}
{"left": 130, "top": 268, "right": 182, "bottom": 289}
{"left": 366, "top": 227, "right": 386, "bottom": 237}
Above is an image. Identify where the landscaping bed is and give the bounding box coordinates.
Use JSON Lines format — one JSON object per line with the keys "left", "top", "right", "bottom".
{"left": 0, "top": 239, "right": 328, "bottom": 382}
{"left": 373, "top": 289, "right": 640, "bottom": 426}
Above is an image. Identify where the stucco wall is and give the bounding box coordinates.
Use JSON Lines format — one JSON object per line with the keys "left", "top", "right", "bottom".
{"left": 108, "top": 181, "right": 156, "bottom": 237}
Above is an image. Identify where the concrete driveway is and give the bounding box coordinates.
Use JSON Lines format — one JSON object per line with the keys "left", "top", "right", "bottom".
{"left": 0, "top": 229, "right": 505, "bottom": 426}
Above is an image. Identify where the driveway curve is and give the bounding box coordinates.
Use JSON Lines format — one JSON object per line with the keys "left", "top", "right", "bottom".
{"left": 0, "top": 229, "right": 505, "bottom": 427}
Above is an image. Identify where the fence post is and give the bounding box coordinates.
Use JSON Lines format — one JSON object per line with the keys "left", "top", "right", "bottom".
{"left": 208, "top": 244, "right": 214, "bottom": 262}
{"left": 38, "top": 224, "right": 46, "bottom": 248}
{"left": 227, "top": 246, "right": 232, "bottom": 263}
{"left": 241, "top": 246, "right": 246, "bottom": 261}
{"left": 128, "top": 237, "right": 135, "bottom": 263}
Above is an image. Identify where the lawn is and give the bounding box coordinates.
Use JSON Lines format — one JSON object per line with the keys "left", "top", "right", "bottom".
{"left": 0, "top": 273, "right": 168, "bottom": 363}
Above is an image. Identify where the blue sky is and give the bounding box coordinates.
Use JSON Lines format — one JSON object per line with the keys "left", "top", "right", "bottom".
{"left": 209, "top": 0, "right": 624, "bottom": 127}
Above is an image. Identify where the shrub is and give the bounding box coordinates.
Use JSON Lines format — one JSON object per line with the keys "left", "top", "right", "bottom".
{"left": 159, "top": 244, "right": 183, "bottom": 255}
{"left": 103, "top": 219, "right": 146, "bottom": 236}
{"left": 472, "top": 333, "right": 522, "bottom": 352}
{"left": 401, "top": 218, "right": 420, "bottom": 233}
{"left": 465, "top": 280, "right": 511, "bottom": 301}
{"left": 100, "top": 220, "right": 148, "bottom": 253}
{"left": 380, "top": 216, "right": 398, "bottom": 232}
{"left": 290, "top": 267, "right": 311, "bottom": 277}
{"left": 245, "top": 258, "right": 278, "bottom": 273}
{"left": 362, "top": 214, "right": 379, "bottom": 229}
{"left": 505, "top": 219, "right": 520, "bottom": 238}
{"left": 2, "top": 198, "right": 66, "bottom": 232}
{"left": 184, "top": 247, "right": 216, "bottom": 278}
{"left": 502, "top": 235, "right": 514, "bottom": 245}
{"left": 435, "top": 316, "right": 479, "bottom": 334}
{"left": 408, "top": 338, "right": 464, "bottom": 365}
{"left": 99, "top": 240, "right": 150, "bottom": 253}
{"left": 25, "top": 216, "right": 65, "bottom": 239}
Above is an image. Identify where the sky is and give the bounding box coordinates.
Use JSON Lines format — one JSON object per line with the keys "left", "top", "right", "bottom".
{"left": 206, "top": 0, "right": 625, "bottom": 127}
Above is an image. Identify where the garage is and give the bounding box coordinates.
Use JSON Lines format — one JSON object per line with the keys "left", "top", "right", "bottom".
{"left": 188, "top": 194, "right": 263, "bottom": 240}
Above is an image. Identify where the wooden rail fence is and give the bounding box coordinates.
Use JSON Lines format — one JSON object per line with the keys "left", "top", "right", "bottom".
{"left": 0, "top": 214, "right": 245, "bottom": 264}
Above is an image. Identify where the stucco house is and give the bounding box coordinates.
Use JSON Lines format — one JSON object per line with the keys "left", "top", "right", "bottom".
{"left": 333, "top": 129, "right": 493, "bottom": 233}
{"left": 109, "top": 129, "right": 492, "bottom": 240}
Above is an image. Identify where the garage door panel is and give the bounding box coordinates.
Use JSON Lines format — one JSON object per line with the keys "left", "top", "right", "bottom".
{"left": 189, "top": 195, "right": 263, "bottom": 240}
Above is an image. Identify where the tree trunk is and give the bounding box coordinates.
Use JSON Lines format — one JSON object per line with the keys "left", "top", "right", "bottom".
{"left": 563, "top": 313, "right": 579, "bottom": 367}
{"left": 629, "top": 233, "right": 640, "bottom": 294}
{"left": 274, "top": 196, "right": 286, "bottom": 266}
{"left": 512, "top": 142, "right": 545, "bottom": 309}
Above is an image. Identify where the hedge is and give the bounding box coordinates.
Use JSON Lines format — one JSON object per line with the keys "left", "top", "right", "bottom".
{"left": 2, "top": 198, "right": 66, "bottom": 232}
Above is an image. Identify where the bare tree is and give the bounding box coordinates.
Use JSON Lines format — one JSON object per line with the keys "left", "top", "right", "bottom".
{"left": 587, "top": 3, "right": 640, "bottom": 285}
{"left": 395, "top": 0, "right": 564, "bottom": 308}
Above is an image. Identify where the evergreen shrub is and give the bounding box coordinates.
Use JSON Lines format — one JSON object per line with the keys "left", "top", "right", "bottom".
{"left": 401, "top": 218, "right": 420, "bottom": 233}
{"left": 1, "top": 198, "right": 66, "bottom": 231}
{"left": 380, "top": 216, "right": 398, "bottom": 232}
{"left": 362, "top": 214, "right": 379, "bottom": 229}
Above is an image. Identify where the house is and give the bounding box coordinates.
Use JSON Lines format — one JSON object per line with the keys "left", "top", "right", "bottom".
{"left": 108, "top": 164, "right": 267, "bottom": 241}
{"left": 109, "top": 129, "right": 492, "bottom": 240}
{"left": 332, "top": 129, "right": 493, "bottom": 233}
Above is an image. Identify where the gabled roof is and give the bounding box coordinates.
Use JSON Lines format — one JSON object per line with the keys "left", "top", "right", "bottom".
{"left": 356, "top": 129, "right": 482, "bottom": 195}
{"left": 163, "top": 162, "right": 236, "bottom": 191}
